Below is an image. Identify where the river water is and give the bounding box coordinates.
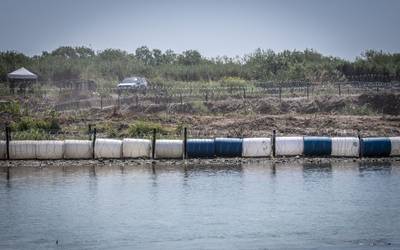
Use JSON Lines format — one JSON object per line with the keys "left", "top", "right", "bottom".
{"left": 0, "top": 161, "right": 399, "bottom": 249}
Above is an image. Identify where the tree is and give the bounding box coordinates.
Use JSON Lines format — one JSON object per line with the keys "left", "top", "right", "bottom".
{"left": 178, "top": 50, "right": 202, "bottom": 65}
{"left": 135, "top": 46, "right": 153, "bottom": 65}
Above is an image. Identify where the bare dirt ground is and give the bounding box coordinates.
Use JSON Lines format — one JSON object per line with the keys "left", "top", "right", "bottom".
{"left": 2, "top": 92, "right": 399, "bottom": 138}
{"left": 63, "top": 92, "right": 400, "bottom": 138}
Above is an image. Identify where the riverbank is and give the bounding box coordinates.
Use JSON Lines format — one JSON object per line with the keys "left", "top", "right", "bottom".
{"left": 2, "top": 157, "right": 400, "bottom": 168}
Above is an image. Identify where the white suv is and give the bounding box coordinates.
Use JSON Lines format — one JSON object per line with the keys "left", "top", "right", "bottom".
{"left": 117, "top": 77, "right": 148, "bottom": 89}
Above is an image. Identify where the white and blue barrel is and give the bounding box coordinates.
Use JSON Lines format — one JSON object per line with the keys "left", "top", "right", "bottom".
{"left": 187, "top": 139, "right": 215, "bottom": 158}
{"left": 9, "top": 140, "right": 37, "bottom": 159}
{"left": 36, "top": 140, "right": 64, "bottom": 159}
{"left": 122, "top": 138, "right": 151, "bottom": 158}
{"left": 215, "top": 138, "right": 243, "bottom": 157}
{"left": 155, "top": 139, "right": 183, "bottom": 159}
{"left": 275, "top": 136, "right": 303, "bottom": 156}
{"left": 303, "top": 136, "right": 332, "bottom": 157}
{"left": 389, "top": 137, "right": 400, "bottom": 156}
{"left": 331, "top": 137, "right": 359, "bottom": 157}
{"left": 361, "top": 137, "right": 391, "bottom": 157}
{"left": 64, "top": 140, "right": 93, "bottom": 159}
{"left": 242, "top": 138, "right": 271, "bottom": 157}
{"left": 94, "top": 138, "right": 123, "bottom": 159}
{"left": 0, "top": 141, "right": 6, "bottom": 159}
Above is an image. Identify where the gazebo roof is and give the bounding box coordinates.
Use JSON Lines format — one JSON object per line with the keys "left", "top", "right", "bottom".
{"left": 7, "top": 67, "right": 38, "bottom": 80}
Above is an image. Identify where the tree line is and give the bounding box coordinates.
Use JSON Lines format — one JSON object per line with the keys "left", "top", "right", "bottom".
{"left": 0, "top": 46, "right": 399, "bottom": 85}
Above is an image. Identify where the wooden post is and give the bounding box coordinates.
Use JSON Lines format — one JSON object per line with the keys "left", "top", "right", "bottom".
{"left": 338, "top": 83, "right": 341, "bottom": 96}
{"left": 136, "top": 95, "right": 139, "bottom": 105}
{"left": 243, "top": 87, "right": 246, "bottom": 99}
{"left": 272, "top": 130, "right": 276, "bottom": 158}
{"left": 5, "top": 126, "right": 10, "bottom": 160}
{"left": 152, "top": 128, "right": 156, "bottom": 159}
{"left": 180, "top": 92, "right": 183, "bottom": 112}
{"left": 92, "top": 128, "right": 96, "bottom": 159}
{"left": 100, "top": 96, "right": 103, "bottom": 109}
{"left": 279, "top": 86, "right": 282, "bottom": 102}
{"left": 183, "top": 127, "right": 187, "bottom": 159}
{"left": 306, "top": 84, "right": 309, "bottom": 99}
{"left": 357, "top": 129, "right": 362, "bottom": 158}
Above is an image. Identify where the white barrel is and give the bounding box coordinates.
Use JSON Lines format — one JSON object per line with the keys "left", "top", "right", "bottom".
{"left": 9, "top": 140, "right": 36, "bottom": 159}
{"left": 122, "top": 138, "right": 151, "bottom": 158}
{"left": 331, "top": 137, "right": 359, "bottom": 157}
{"left": 94, "top": 139, "right": 122, "bottom": 159}
{"left": 0, "top": 141, "right": 6, "bottom": 159}
{"left": 64, "top": 140, "right": 93, "bottom": 159}
{"left": 155, "top": 139, "right": 183, "bottom": 159}
{"left": 275, "top": 136, "right": 303, "bottom": 156}
{"left": 390, "top": 137, "right": 400, "bottom": 156}
{"left": 36, "top": 140, "right": 64, "bottom": 159}
{"left": 242, "top": 138, "right": 271, "bottom": 157}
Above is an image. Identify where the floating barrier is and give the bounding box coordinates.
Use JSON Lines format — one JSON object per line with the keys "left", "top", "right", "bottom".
{"left": 215, "top": 138, "right": 242, "bottom": 157}
{"left": 1, "top": 135, "right": 399, "bottom": 160}
{"left": 361, "top": 137, "right": 392, "bottom": 157}
{"left": 155, "top": 139, "right": 183, "bottom": 159}
{"left": 304, "top": 136, "right": 332, "bottom": 156}
{"left": 187, "top": 139, "right": 215, "bottom": 158}
{"left": 331, "top": 137, "right": 359, "bottom": 157}
{"left": 0, "top": 141, "right": 5, "bottom": 159}
{"left": 242, "top": 138, "right": 271, "bottom": 157}
{"left": 64, "top": 140, "right": 93, "bottom": 159}
{"left": 9, "top": 140, "right": 36, "bottom": 159}
{"left": 275, "top": 137, "right": 303, "bottom": 156}
{"left": 390, "top": 137, "right": 400, "bottom": 156}
{"left": 36, "top": 140, "right": 64, "bottom": 160}
{"left": 94, "top": 139, "right": 122, "bottom": 159}
{"left": 122, "top": 138, "right": 151, "bottom": 158}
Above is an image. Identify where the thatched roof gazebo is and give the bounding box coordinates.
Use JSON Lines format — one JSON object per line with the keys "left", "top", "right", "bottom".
{"left": 7, "top": 67, "right": 38, "bottom": 93}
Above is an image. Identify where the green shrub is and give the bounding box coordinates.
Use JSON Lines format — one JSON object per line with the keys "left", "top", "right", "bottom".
{"left": 11, "top": 116, "right": 60, "bottom": 132}
{"left": 191, "top": 101, "right": 209, "bottom": 113}
{"left": 0, "top": 101, "right": 20, "bottom": 115}
{"left": 220, "top": 76, "right": 250, "bottom": 88}
{"left": 128, "top": 120, "right": 168, "bottom": 137}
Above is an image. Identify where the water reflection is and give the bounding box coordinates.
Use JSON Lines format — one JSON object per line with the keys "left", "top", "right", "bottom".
{"left": 359, "top": 161, "right": 392, "bottom": 175}
{"left": 0, "top": 161, "right": 399, "bottom": 249}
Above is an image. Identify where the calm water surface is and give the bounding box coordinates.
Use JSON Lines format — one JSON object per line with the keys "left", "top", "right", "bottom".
{"left": 0, "top": 161, "right": 399, "bottom": 249}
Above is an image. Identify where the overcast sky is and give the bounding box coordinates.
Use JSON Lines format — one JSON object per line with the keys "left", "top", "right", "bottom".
{"left": 1, "top": 0, "right": 399, "bottom": 60}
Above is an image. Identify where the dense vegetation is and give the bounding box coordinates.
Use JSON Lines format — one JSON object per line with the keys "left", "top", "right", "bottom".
{"left": 0, "top": 46, "right": 399, "bottom": 86}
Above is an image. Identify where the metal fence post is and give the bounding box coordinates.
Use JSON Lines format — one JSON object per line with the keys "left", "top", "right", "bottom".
{"left": 357, "top": 129, "right": 362, "bottom": 158}
{"left": 183, "top": 127, "right": 187, "bottom": 160}
{"left": 272, "top": 130, "right": 276, "bottom": 158}
{"left": 92, "top": 128, "right": 96, "bottom": 159}
{"left": 5, "top": 126, "right": 10, "bottom": 160}
{"left": 152, "top": 128, "right": 156, "bottom": 159}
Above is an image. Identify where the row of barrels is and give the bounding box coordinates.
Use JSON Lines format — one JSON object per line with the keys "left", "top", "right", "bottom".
{"left": 0, "top": 136, "right": 399, "bottom": 160}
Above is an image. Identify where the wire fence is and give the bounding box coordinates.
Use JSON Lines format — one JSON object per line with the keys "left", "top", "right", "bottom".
{"left": 12, "top": 81, "right": 395, "bottom": 112}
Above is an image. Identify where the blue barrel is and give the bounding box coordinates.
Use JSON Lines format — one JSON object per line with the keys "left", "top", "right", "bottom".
{"left": 187, "top": 139, "right": 215, "bottom": 158}
{"left": 361, "top": 137, "right": 391, "bottom": 157}
{"left": 304, "top": 136, "right": 332, "bottom": 156}
{"left": 215, "top": 138, "right": 242, "bottom": 157}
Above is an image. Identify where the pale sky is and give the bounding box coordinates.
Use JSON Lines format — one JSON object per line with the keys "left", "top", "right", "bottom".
{"left": 1, "top": 0, "right": 399, "bottom": 60}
